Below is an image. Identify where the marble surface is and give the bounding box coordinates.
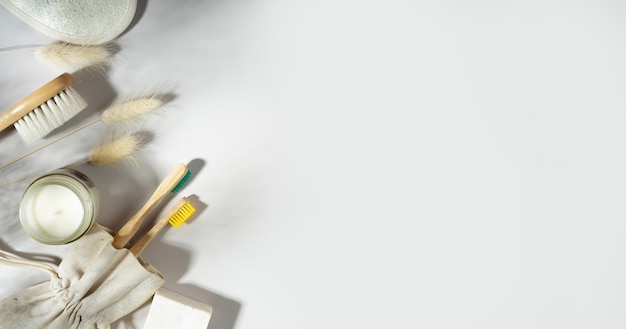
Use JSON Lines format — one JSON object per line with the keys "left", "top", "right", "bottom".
{"left": 2, "top": 1, "right": 626, "bottom": 328}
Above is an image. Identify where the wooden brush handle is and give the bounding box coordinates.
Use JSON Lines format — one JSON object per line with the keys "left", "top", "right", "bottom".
{"left": 130, "top": 197, "right": 189, "bottom": 256}
{"left": 112, "top": 163, "right": 188, "bottom": 249}
{"left": 0, "top": 73, "right": 73, "bottom": 132}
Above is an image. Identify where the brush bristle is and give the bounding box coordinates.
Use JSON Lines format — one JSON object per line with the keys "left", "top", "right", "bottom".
{"left": 101, "top": 96, "right": 164, "bottom": 124}
{"left": 168, "top": 202, "right": 196, "bottom": 228}
{"left": 88, "top": 133, "right": 141, "bottom": 166}
{"left": 13, "top": 87, "right": 87, "bottom": 144}
{"left": 34, "top": 42, "right": 112, "bottom": 71}
{"left": 171, "top": 170, "right": 191, "bottom": 193}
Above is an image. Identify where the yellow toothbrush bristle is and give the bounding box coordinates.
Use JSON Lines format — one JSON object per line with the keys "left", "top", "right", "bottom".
{"left": 168, "top": 201, "right": 196, "bottom": 228}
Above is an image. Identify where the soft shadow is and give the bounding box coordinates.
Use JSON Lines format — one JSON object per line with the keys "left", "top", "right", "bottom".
{"left": 69, "top": 68, "right": 118, "bottom": 123}
{"left": 165, "top": 283, "right": 242, "bottom": 329}
{"left": 0, "top": 239, "right": 62, "bottom": 265}
{"left": 0, "top": 128, "right": 14, "bottom": 142}
{"left": 140, "top": 239, "right": 192, "bottom": 287}
{"left": 139, "top": 238, "right": 240, "bottom": 329}
{"left": 186, "top": 194, "right": 209, "bottom": 225}
{"left": 187, "top": 158, "right": 206, "bottom": 184}
{"left": 74, "top": 162, "right": 158, "bottom": 232}
{"left": 113, "top": 238, "right": 241, "bottom": 329}
{"left": 120, "top": 0, "right": 148, "bottom": 38}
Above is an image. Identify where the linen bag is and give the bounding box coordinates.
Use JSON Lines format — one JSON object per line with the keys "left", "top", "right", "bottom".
{"left": 0, "top": 224, "right": 164, "bottom": 329}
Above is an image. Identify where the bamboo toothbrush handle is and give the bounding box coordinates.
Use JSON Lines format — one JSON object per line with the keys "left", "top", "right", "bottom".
{"left": 112, "top": 163, "right": 188, "bottom": 249}
{"left": 0, "top": 73, "right": 73, "bottom": 132}
{"left": 130, "top": 197, "right": 189, "bottom": 256}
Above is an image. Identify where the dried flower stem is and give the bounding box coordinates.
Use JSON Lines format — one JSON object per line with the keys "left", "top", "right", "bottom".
{"left": 0, "top": 132, "right": 145, "bottom": 188}
{"left": 0, "top": 45, "right": 39, "bottom": 54}
{"left": 0, "top": 95, "right": 163, "bottom": 171}
{"left": 0, "top": 42, "right": 112, "bottom": 71}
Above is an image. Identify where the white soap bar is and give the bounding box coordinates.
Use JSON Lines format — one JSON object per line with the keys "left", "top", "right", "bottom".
{"left": 143, "top": 289, "right": 213, "bottom": 329}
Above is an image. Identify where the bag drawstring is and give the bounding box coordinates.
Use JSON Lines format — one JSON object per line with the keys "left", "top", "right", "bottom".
{"left": 0, "top": 249, "right": 59, "bottom": 279}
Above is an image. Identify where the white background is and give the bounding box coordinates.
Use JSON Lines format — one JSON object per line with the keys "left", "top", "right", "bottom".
{"left": 1, "top": 0, "right": 626, "bottom": 328}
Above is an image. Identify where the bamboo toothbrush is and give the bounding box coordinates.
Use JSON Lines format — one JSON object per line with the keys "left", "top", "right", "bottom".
{"left": 112, "top": 163, "right": 192, "bottom": 249}
{"left": 129, "top": 197, "right": 196, "bottom": 256}
{"left": 0, "top": 72, "right": 87, "bottom": 144}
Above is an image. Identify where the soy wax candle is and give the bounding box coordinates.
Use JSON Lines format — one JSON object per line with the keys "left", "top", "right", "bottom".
{"left": 20, "top": 169, "right": 99, "bottom": 244}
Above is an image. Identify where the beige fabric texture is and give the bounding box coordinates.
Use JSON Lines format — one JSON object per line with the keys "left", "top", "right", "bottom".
{"left": 0, "top": 224, "right": 164, "bottom": 329}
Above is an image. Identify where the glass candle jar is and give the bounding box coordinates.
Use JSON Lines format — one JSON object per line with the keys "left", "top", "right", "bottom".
{"left": 19, "top": 168, "right": 99, "bottom": 244}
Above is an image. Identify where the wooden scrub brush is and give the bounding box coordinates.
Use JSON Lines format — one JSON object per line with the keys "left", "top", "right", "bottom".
{"left": 0, "top": 72, "right": 87, "bottom": 144}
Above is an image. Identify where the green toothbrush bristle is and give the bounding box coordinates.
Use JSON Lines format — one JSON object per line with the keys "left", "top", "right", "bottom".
{"left": 171, "top": 170, "right": 191, "bottom": 193}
